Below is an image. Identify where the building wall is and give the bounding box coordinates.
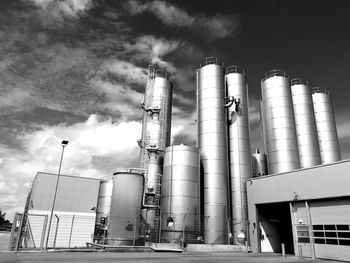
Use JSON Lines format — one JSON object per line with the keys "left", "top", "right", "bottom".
{"left": 247, "top": 160, "right": 350, "bottom": 261}
{"left": 26, "top": 172, "right": 100, "bottom": 248}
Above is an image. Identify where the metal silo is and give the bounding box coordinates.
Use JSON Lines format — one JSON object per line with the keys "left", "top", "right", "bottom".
{"left": 251, "top": 148, "right": 268, "bottom": 177}
{"left": 312, "top": 87, "right": 341, "bottom": 164}
{"left": 96, "top": 179, "right": 113, "bottom": 226}
{"left": 108, "top": 172, "right": 144, "bottom": 245}
{"left": 261, "top": 70, "right": 300, "bottom": 174}
{"left": 225, "top": 66, "right": 251, "bottom": 244}
{"left": 138, "top": 66, "right": 173, "bottom": 242}
{"left": 197, "top": 57, "right": 228, "bottom": 244}
{"left": 290, "top": 79, "right": 321, "bottom": 168}
{"left": 161, "top": 145, "right": 200, "bottom": 243}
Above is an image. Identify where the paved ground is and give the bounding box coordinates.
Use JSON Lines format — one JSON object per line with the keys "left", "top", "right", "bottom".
{"left": 0, "top": 232, "right": 10, "bottom": 252}
{"left": 0, "top": 251, "right": 343, "bottom": 263}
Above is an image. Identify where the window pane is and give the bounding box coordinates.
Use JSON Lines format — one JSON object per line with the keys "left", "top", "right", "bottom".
{"left": 298, "top": 237, "right": 310, "bottom": 243}
{"left": 326, "top": 239, "right": 338, "bottom": 245}
{"left": 313, "top": 225, "right": 323, "bottom": 230}
{"left": 339, "top": 239, "right": 350, "bottom": 246}
{"left": 314, "top": 238, "right": 325, "bottom": 244}
{"left": 313, "top": 231, "right": 324, "bottom": 237}
{"left": 325, "top": 232, "right": 337, "bottom": 238}
{"left": 338, "top": 232, "right": 350, "bottom": 238}
{"left": 336, "top": 225, "right": 350, "bottom": 231}
{"left": 324, "top": 225, "right": 336, "bottom": 230}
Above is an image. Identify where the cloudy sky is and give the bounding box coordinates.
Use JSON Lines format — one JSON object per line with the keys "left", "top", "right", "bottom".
{"left": 1, "top": 0, "right": 350, "bottom": 220}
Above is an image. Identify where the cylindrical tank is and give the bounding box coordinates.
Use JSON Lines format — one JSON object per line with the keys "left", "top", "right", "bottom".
{"left": 225, "top": 66, "right": 251, "bottom": 244}
{"left": 108, "top": 172, "right": 144, "bottom": 245}
{"left": 290, "top": 79, "right": 321, "bottom": 168}
{"left": 161, "top": 145, "right": 200, "bottom": 243}
{"left": 312, "top": 87, "right": 341, "bottom": 164}
{"left": 251, "top": 148, "right": 268, "bottom": 177}
{"left": 138, "top": 67, "right": 173, "bottom": 241}
{"left": 96, "top": 179, "right": 113, "bottom": 226}
{"left": 197, "top": 57, "right": 228, "bottom": 244}
{"left": 261, "top": 70, "right": 300, "bottom": 174}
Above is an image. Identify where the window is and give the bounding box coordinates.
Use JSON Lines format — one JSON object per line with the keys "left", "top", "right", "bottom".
{"left": 312, "top": 224, "right": 350, "bottom": 246}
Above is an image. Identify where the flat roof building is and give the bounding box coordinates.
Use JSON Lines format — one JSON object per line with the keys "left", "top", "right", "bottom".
{"left": 247, "top": 159, "right": 350, "bottom": 262}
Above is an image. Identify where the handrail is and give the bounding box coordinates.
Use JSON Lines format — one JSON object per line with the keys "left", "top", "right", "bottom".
{"left": 226, "top": 65, "right": 245, "bottom": 75}
{"left": 199, "top": 57, "right": 224, "bottom": 68}
{"left": 148, "top": 65, "right": 170, "bottom": 79}
{"left": 311, "top": 87, "right": 329, "bottom": 95}
{"left": 263, "top": 69, "right": 287, "bottom": 81}
{"left": 291, "top": 78, "right": 308, "bottom": 86}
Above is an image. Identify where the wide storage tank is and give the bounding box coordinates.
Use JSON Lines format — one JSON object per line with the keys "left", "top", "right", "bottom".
{"left": 312, "top": 88, "right": 341, "bottom": 163}
{"left": 225, "top": 66, "right": 251, "bottom": 244}
{"left": 261, "top": 70, "right": 300, "bottom": 174}
{"left": 108, "top": 172, "right": 144, "bottom": 245}
{"left": 197, "top": 57, "right": 228, "bottom": 244}
{"left": 291, "top": 79, "right": 321, "bottom": 168}
{"left": 161, "top": 145, "right": 200, "bottom": 243}
{"left": 96, "top": 179, "right": 113, "bottom": 226}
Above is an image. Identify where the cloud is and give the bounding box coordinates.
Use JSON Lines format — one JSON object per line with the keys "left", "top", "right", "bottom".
{"left": 124, "top": 0, "right": 239, "bottom": 40}
{"left": 28, "top": 0, "right": 93, "bottom": 26}
{"left": 0, "top": 114, "right": 142, "bottom": 220}
{"left": 124, "top": 35, "right": 180, "bottom": 72}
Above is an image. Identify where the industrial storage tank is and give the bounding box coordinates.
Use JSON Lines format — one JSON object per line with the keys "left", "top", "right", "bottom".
{"left": 312, "top": 87, "right": 341, "bottom": 164}
{"left": 108, "top": 172, "right": 144, "bottom": 245}
{"left": 96, "top": 179, "right": 113, "bottom": 226}
{"left": 197, "top": 57, "right": 228, "bottom": 244}
{"left": 225, "top": 66, "right": 251, "bottom": 244}
{"left": 251, "top": 148, "right": 268, "bottom": 177}
{"left": 161, "top": 145, "right": 200, "bottom": 243}
{"left": 261, "top": 70, "right": 300, "bottom": 174}
{"left": 138, "top": 66, "right": 173, "bottom": 241}
{"left": 290, "top": 79, "right": 321, "bottom": 168}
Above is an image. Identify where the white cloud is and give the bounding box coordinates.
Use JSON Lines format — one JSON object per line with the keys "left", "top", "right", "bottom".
{"left": 124, "top": 35, "right": 179, "bottom": 73}
{"left": 125, "top": 0, "right": 239, "bottom": 40}
{"left": 29, "top": 0, "right": 92, "bottom": 19}
{"left": 0, "top": 114, "right": 142, "bottom": 220}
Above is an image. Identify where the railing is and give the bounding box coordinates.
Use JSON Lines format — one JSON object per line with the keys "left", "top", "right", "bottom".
{"left": 199, "top": 57, "right": 224, "bottom": 68}
{"left": 148, "top": 65, "right": 170, "bottom": 79}
{"left": 226, "top": 65, "right": 245, "bottom": 75}
{"left": 311, "top": 87, "right": 329, "bottom": 95}
{"left": 263, "top": 69, "right": 287, "bottom": 80}
{"left": 291, "top": 78, "right": 308, "bottom": 86}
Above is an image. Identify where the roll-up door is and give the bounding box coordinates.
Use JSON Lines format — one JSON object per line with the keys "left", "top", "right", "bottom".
{"left": 310, "top": 198, "right": 350, "bottom": 262}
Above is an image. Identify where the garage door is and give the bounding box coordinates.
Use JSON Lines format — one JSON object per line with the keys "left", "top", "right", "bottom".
{"left": 310, "top": 198, "right": 350, "bottom": 262}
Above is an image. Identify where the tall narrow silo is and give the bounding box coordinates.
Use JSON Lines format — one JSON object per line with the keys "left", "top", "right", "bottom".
{"left": 138, "top": 66, "right": 173, "bottom": 241}
{"left": 261, "top": 70, "right": 300, "bottom": 174}
{"left": 290, "top": 79, "right": 321, "bottom": 168}
{"left": 161, "top": 145, "right": 200, "bottom": 243}
{"left": 197, "top": 57, "right": 228, "bottom": 244}
{"left": 312, "top": 87, "right": 341, "bottom": 164}
{"left": 225, "top": 66, "right": 251, "bottom": 244}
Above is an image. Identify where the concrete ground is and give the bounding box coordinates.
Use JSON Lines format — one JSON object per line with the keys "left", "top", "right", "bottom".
{"left": 0, "top": 251, "right": 343, "bottom": 263}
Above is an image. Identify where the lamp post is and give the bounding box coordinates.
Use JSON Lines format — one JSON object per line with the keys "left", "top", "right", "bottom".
{"left": 45, "top": 140, "right": 69, "bottom": 250}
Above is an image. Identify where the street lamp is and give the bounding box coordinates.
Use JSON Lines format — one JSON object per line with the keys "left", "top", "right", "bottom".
{"left": 45, "top": 140, "right": 69, "bottom": 250}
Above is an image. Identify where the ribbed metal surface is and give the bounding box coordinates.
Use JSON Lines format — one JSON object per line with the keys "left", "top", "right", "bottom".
{"left": 251, "top": 149, "right": 268, "bottom": 177}
{"left": 261, "top": 70, "right": 300, "bottom": 174}
{"left": 96, "top": 179, "right": 113, "bottom": 225}
{"left": 225, "top": 66, "right": 251, "bottom": 244}
{"left": 312, "top": 88, "right": 341, "bottom": 164}
{"left": 290, "top": 79, "right": 321, "bottom": 168}
{"left": 161, "top": 145, "right": 200, "bottom": 243}
{"left": 108, "top": 172, "right": 144, "bottom": 243}
{"left": 197, "top": 57, "right": 228, "bottom": 244}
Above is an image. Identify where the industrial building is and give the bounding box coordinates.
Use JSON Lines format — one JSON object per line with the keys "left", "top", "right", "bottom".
{"left": 11, "top": 57, "right": 350, "bottom": 261}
